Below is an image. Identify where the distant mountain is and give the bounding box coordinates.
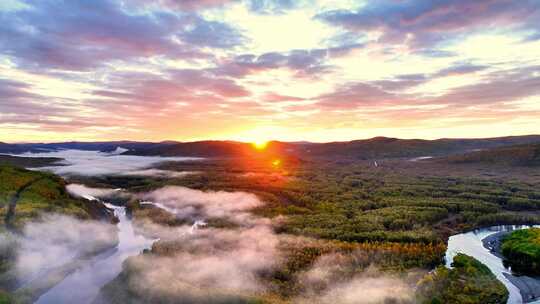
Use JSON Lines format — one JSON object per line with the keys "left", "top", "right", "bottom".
{"left": 0, "top": 155, "right": 62, "bottom": 167}
{"left": 127, "top": 135, "right": 540, "bottom": 160}
{"left": 2, "top": 135, "right": 540, "bottom": 160}
{"left": 0, "top": 142, "right": 32, "bottom": 154}
{"left": 22, "top": 141, "right": 158, "bottom": 152}
{"left": 442, "top": 143, "right": 540, "bottom": 166}
{"left": 292, "top": 135, "right": 540, "bottom": 159}
{"left": 125, "top": 140, "right": 255, "bottom": 157}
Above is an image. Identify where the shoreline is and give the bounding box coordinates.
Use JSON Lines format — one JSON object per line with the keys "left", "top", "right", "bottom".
{"left": 482, "top": 231, "right": 540, "bottom": 303}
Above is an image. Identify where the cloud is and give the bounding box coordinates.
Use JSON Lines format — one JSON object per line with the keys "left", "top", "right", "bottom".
{"left": 0, "top": 0, "right": 243, "bottom": 71}
{"left": 214, "top": 49, "right": 332, "bottom": 79}
{"left": 319, "top": 62, "right": 491, "bottom": 108}
{"left": 18, "top": 149, "right": 200, "bottom": 176}
{"left": 170, "top": 69, "right": 251, "bottom": 98}
{"left": 317, "top": 0, "right": 540, "bottom": 49}
{"left": 78, "top": 68, "right": 254, "bottom": 130}
{"left": 0, "top": 79, "right": 37, "bottom": 100}
{"left": 150, "top": 0, "right": 305, "bottom": 15}
{"left": 433, "top": 63, "right": 489, "bottom": 77}
{"left": 91, "top": 69, "right": 251, "bottom": 113}
{"left": 247, "top": 0, "right": 304, "bottom": 14}
{"left": 369, "top": 63, "right": 488, "bottom": 92}
{"left": 1, "top": 0, "right": 179, "bottom": 70}
{"left": 0, "top": 79, "right": 109, "bottom": 133}
{"left": 432, "top": 65, "right": 540, "bottom": 106}
{"left": 318, "top": 64, "right": 540, "bottom": 110}
{"left": 0, "top": 79, "right": 65, "bottom": 115}
{"left": 135, "top": 0, "right": 236, "bottom": 11}
{"left": 371, "top": 74, "right": 428, "bottom": 92}
{"left": 1, "top": 0, "right": 539, "bottom": 141}
{"left": 261, "top": 92, "right": 306, "bottom": 102}
{"left": 317, "top": 82, "right": 405, "bottom": 109}
{"left": 177, "top": 16, "right": 247, "bottom": 49}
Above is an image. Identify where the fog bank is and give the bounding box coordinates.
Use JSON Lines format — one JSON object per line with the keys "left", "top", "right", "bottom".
{"left": 141, "top": 186, "right": 263, "bottom": 224}
{"left": 6, "top": 215, "right": 118, "bottom": 284}
{"left": 18, "top": 149, "right": 200, "bottom": 176}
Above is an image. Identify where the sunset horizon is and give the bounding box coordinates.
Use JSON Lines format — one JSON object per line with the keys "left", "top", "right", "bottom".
{"left": 1, "top": 2, "right": 540, "bottom": 304}
{"left": 2, "top": 0, "right": 539, "bottom": 143}
{"left": 3, "top": 132, "right": 540, "bottom": 145}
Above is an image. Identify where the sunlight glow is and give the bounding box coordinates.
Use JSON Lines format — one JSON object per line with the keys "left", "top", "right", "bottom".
{"left": 252, "top": 140, "right": 268, "bottom": 150}
{"left": 1, "top": 1, "right": 539, "bottom": 142}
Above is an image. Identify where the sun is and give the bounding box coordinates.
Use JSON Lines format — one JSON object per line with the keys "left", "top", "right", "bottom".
{"left": 252, "top": 140, "right": 268, "bottom": 150}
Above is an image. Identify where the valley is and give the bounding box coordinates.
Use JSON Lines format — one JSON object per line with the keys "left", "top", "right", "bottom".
{"left": 0, "top": 136, "right": 539, "bottom": 303}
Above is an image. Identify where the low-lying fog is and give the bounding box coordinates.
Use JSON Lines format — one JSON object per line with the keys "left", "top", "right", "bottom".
{"left": 2, "top": 215, "right": 118, "bottom": 286}
{"left": 17, "top": 149, "right": 200, "bottom": 176}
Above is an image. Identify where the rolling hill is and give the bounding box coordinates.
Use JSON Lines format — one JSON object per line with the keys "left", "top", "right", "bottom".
{"left": 442, "top": 143, "right": 540, "bottom": 166}
{"left": 125, "top": 135, "right": 540, "bottom": 160}
{"left": 2, "top": 135, "right": 540, "bottom": 161}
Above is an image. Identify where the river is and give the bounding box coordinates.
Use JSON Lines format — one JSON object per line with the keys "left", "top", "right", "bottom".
{"left": 35, "top": 202, "right": 155, "bottom": 304}
{"left": 446, "top": 225, "right": 540, "bottom": 304}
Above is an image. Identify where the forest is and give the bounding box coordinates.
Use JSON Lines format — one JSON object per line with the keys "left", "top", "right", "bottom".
{"left": 1, "top": 148, "right": 539, "bottom": 303}
{"left": 75, "top": 154, "right": 540, "bottom": 304}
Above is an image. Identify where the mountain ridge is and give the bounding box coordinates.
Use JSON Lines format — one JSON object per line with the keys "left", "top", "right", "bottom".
{"left": 2, "top": 135, "right": 540, "bottom": 160}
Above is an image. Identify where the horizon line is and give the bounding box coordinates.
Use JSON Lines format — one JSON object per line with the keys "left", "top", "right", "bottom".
{"left": 3, "top": 133, "right": 540, "bottom": 145}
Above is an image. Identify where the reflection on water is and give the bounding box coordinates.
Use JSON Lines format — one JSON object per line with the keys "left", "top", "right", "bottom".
{"left": 446, "top": 225, "right": 540, "bottom": 304}
{"left": 35, "top": 204, "right": 155, "bottom": 304}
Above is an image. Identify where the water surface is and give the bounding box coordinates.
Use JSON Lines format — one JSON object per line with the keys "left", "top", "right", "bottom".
{"left": 35, "top": 203, "right": 154, "bottom": 304}
{"left": 446, "top": 225, "right": 540, "bottom": 304}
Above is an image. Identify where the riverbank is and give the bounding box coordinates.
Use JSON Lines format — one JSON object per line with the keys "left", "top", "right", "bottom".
{"left": 482, "top": 230, "right": 540, "bottom": 303}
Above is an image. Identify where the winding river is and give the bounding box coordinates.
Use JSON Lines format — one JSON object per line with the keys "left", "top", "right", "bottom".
{"left": 446, "top": 225, "right": 540, "bottom": 304}
{"left": 28, "top": 194, "right": 540, "bottom": 304}
{"left": 35, "top": 202, "right": 155, "bottom": 304}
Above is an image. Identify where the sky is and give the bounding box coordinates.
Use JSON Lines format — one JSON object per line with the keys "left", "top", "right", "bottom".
{"left": 1, "top": 0, "right": 539, "bottom": 143}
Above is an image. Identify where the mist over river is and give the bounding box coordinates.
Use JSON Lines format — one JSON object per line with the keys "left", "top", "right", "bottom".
{"left": 35, "top": 200, "right": 154, "bottom": 304}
